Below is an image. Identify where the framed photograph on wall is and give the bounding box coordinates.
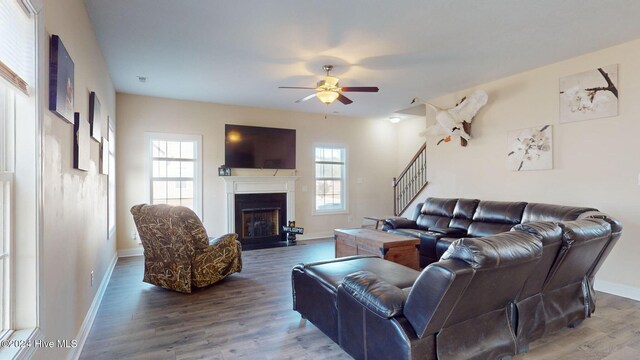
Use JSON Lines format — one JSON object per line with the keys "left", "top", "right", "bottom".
{"left": 100, "top": 137, "right": 109, "bottom": 175}
{"left": 507, "top": 125, "right": 553, "bottom": 171}
{"left": 49, "top": 35, "right": 75, "bottom": 124}
{"left": 218, "top": 165, "right": 231, "bottom": 176}
{"left": 106, "top": 115, "right": 111, "bottom": 140}
{"left": 73, "top": 112, "right": 90, "bottom": 171}
{"left": 559, "top": 64, "right": 619, "bottom": 123}
{"left": 89, "top": 92, "right": 102, "bottom": 142}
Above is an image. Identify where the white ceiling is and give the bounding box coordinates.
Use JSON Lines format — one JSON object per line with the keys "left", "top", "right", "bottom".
{"left": 84, "top": 0, "right": 640, "bottom": 120}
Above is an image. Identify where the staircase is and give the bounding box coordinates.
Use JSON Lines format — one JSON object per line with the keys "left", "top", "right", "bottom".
{"left": 393, "top": 143, "right": 428, "bottom": 216}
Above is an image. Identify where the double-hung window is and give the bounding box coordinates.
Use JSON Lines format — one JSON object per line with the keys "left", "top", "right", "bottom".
{"left": 0, "top": 0, "right": 37, "bottom": 345}
{"left": 314, "top": 145, "right": 347, "bottom": 213}
{"left": 146, "top": 133, "right": 202, "bottom": 217}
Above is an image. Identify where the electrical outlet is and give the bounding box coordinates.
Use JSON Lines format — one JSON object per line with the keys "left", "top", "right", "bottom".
{"left": 131, "top": 231, "right": 137, "bottom": 240}
{"left": 347, "top": 216, "right": 353, "bottom": 223}
{"left": 90, "top": 271, "right": 94, "bottom": 287}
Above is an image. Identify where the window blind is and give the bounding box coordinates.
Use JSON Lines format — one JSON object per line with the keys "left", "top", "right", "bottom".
{"left": 0, "top": 0, "right": 34, "bottom": 94}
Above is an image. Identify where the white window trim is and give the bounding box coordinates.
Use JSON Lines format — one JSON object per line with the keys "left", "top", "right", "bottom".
{"left": 107, "top": 117, "right": 115, "bottom": 240}
{"left": 144, "top": 132, "right": 203, "bottom": 218}
{"left": 0, "top": 172, "right": 13, "bottom": 339}
{"left": 312, "top": 143, "right": 348, "bottom": 216}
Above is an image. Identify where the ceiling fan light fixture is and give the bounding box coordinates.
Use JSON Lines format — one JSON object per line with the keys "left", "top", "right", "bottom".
{"left": 324, "top": 76, "right": 339, "bottom": 88}
{"left": 279, "top": 64, "right": 378, "bottom": 106}
{"left": 317, "top": 90, "right": 339, "bottom": 104}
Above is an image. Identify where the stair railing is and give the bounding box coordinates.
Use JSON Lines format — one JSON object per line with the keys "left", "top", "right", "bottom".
{"left": 393, "top": 143, "right": 428, "bottom": 216}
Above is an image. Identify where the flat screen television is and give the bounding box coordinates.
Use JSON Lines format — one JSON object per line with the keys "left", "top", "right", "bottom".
{"left": 225, "top": 124, "right": 296, "bottom": 169}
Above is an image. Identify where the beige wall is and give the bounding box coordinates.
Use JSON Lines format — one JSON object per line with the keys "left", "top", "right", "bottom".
{"left": 116, "top": 94, "right": 397, "bottom": 251}
{"left": 40, "top": 0, "right": 116, "bottom": 358}
{"left": 395, "top": 117, "right": 426, "bottom": 176}
{"left": 397, "top": 39, "right": 640, "bottom": 296}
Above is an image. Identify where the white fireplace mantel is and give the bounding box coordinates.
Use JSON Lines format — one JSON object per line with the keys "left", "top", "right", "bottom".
{"left": 222, "top": 176, "right": 299, "bottom": 233}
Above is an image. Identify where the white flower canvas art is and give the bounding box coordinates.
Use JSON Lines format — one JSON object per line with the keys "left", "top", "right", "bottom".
{"left": 507, "top": 125, "right": 553, "bottom": 171}
{"left": 559, "top": 64, "right": 618, "bottom": 123}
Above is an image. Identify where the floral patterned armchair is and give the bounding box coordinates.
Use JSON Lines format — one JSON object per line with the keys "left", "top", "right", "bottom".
{"left": 130, "top": 204, "right": 242, "bottom": 293}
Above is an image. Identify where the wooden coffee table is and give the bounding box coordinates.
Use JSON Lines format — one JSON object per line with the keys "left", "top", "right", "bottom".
{"left": 334, "top": 228, "right": 420, "bottom": 270}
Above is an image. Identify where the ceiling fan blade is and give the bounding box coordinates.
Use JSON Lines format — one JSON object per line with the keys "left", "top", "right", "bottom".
{"left": 279, "top": 86, "right": 316, "bottom": 90}
{"left": 340, "top": 86, "right": 379, "bottom": 92}
{"left": 295, "top": 93, "right": 317, "bottom": 103}
{"left": 337, "top": 94, "right": 353, "bottom": 105}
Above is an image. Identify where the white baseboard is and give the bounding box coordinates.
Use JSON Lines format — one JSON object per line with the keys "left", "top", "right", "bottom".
{"left": 297, "top": 231, "right": 333, "bottom": 241}
{"left": 594, "top": 279, "right": 640, "bottom": 301}
{"left": 69, "top": 253, "right": 118, "bottom": 360}
{"left": 118, "top": 246, "right": 143, "bottom": 257}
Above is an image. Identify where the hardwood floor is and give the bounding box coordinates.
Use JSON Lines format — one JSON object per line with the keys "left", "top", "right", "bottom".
{"left": 81, "top": 240, "right": 640, "bottom": 359}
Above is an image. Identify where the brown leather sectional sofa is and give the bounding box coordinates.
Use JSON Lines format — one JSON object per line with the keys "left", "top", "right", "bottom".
{"left": 291, "top": 198, "right": 621, "bottom": 360}
{"left": 385, "top": 198, "right": 603, "bottom": 268}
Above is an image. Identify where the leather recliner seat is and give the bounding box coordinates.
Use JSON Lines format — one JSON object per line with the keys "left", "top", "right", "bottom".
{"left": 291, "top": 256, "right": 420, "bottom": 343}
{"left": 293, "top": 230, "right": 544, "bottom": 359}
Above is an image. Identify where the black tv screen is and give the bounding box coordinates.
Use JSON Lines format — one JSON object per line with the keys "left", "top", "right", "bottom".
{"left": 225, "top": 124, "right": 296, "bottom": 169}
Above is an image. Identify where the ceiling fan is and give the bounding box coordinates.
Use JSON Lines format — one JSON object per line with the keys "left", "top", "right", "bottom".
{"left": 279, "top": 65, "right": 379, "bottom": 105}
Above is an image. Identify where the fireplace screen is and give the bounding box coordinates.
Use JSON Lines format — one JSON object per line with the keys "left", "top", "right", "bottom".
{"left": 234, "top": 192, "right": 287, "bottom": 249}
{"left": 241, "top": 207, "right": 280, "bottom": 239}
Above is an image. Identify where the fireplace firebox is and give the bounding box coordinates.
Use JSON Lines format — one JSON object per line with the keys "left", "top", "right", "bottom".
{"left": 241, "top": 207, "right": 279, "bottom": 239}
{"left": 234, "top": 193, "right": 287, "bottom": 249}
